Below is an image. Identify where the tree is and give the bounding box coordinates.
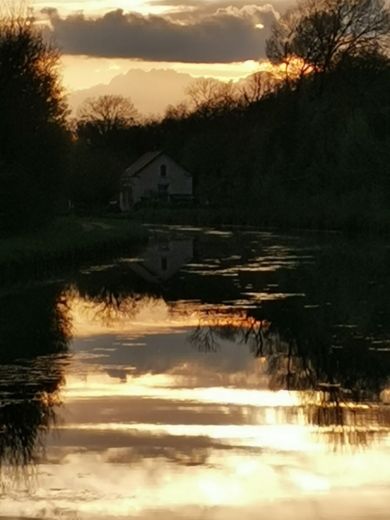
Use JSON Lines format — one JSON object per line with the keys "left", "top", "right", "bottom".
{"left": 72, "top": 95, "right": 139, "bottom": 208}
{"left": 164, "top": 102, "right": 190, "bottom": 121}
{"left": 0, "top": 15, "right": 69, "bottom": 235}
{"left": 239, "top": 71, "right": 279, "bottom": 105}
{"left": 266, "top": 0, "right": 390, "bottom": 77}
{"left": 185, "top": 78, "right": 238, "bottom": 117}
{"left": 77, "top": 95, "right": 139, "bottom": 136}
{"left": 67, "top": 142, "right": 123, "bottom": 209}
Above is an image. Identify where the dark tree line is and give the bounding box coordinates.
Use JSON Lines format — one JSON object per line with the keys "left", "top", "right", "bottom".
{"left": 0, "top": 16, "right": 69, "bottom": 236}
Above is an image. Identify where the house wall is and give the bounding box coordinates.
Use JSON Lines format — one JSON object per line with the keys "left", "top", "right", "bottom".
{"left": 127, "top": 154, "right": 193, "bottom": 206}
{"left": 129, "top": 239, "right": 194, "bottom": 282}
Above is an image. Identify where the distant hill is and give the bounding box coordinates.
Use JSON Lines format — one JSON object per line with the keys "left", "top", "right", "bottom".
{"left": 67, "top": 68, "right": 199, "bottom": 117}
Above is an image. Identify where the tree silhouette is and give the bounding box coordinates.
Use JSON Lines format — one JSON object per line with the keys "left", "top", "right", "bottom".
{"left": 266, "top": 0, "right": 390, "bottom": 77}
{"left": 78, "top": 94, "right": 139, "bottom": 136}
{"left": 0, "top": 15, "right": 69, "bottom": 235}
{"left": 185, "top": 78, "right": 238, "bottom": 117}
{"left": 239, "top": 71, "right": 279, "bottom": 105}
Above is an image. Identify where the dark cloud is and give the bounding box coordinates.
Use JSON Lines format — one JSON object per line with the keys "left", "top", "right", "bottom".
{"left": 45, "top": 5, "right": 279, "bottom": 62}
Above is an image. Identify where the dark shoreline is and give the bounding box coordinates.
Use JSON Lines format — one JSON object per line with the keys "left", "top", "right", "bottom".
{"left": 0, "top": 217, "right": 148, "bottom": 287}
{"left": 129, "top": 207, "right": 390, "bottom": 236}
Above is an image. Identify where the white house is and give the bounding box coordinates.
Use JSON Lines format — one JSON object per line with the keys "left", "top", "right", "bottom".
{"left": 119, "top": 151, "right": 193, "bottom": 211}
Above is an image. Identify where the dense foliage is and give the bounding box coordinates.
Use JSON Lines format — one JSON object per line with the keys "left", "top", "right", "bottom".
{"left": 0, "top": 19, "right": 69, "bottom": 235}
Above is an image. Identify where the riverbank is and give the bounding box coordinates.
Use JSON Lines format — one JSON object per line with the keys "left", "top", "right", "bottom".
{"left": 130, "top": 207, "right": 390, "bottom": 235}
{"left": 0, "top": 217, "right": 148, "bottom": 285}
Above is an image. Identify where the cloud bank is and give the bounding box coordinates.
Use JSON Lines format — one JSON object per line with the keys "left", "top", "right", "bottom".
{"left": 45, "top": 5, "right": 279, "bottom": 62}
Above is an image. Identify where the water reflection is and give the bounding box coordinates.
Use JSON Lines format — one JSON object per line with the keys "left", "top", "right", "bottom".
{"left": 0, "top": 229, "right": 389, "bottom": 518}
{"left": 0, "top": 285, "right": 70, "bottom": 360}
{"left": 0, "top": 357, "right": 65, "bottom": 481}
{"left": 127, "top": 236, "right": 194, "bottom": 283}
{"left": 190, "top": 312, "right": 390, "bottom": 401}
{"left": 0, "top": 286, "right": 70, "bottom": 483}
{"left": 65, "top": 290, "right": 390, "bottom": 449}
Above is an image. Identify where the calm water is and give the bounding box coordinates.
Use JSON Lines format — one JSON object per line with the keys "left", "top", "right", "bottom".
{"left": 0, "top": 226, "right": 389, "bottom": 519}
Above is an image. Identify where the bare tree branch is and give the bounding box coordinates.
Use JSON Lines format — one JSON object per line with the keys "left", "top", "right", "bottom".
{"left": 266, "top": 0, "right": 390, "bottom": 76}
{"left": 78, "top": 94, "right": 139, "bottom": 135}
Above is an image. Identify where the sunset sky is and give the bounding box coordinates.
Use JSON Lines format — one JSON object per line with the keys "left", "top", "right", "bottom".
{"left": 27, "top": 0, "right": 295, "bottom": 110}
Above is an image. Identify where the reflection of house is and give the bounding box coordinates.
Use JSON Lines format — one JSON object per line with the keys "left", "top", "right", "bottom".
{"left": 129, "top": 239, "right": 194, "bottom": 283}
{"left": 119, "top": 151, "right": 193, "bottom": 211}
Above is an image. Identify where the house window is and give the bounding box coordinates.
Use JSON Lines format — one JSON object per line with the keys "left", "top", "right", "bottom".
{"left": 158, "top": 184, "right": 169, "bottom": 194}
{"left": 161, "top": 257, "right": 168, "bottom": 271}
{"left": 160, "top": 164, "right": 167, "bottom": 177}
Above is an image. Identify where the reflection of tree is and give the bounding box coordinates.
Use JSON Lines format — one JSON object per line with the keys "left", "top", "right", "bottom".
{"left": 0, "top": 286, "right": 70, "bottom": 482}
{"left": 189, "top": 313, "right": 264, "bottom": 353}
{"left": 0, "top": 359, "right": 63, "bottom": 479}
{"left": 189, "top": 314, "right": 318, "bottom": 390}
{"left": 72, "top": 262, "right": 161, "bottom": 316}
{"left": 0, "top": 286, "right": 70, "bottom": 361}
{"left": 304, "top": 385, "right": 390, "bottom": 449}
{"left": 190, "top": 325, "right": 219, "bottom": 353}
{"left": 190, "top": 312, "right": 389, "bottom": 400}
{"left": 66, "top": 283, "right": 160, "bottom": 328}
{"left": 80, "top": 287, "right": 145, "bottom": 326}
{"left": 190, "top": 313, "right": 390, "bottom": 449}
{"left": 189, "top": 310, "right": 390, "bottom": 444}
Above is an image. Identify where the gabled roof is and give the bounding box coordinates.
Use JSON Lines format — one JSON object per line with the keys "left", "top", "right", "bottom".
{"left": 124, "top": 150, "right": 163, "bottom": 177}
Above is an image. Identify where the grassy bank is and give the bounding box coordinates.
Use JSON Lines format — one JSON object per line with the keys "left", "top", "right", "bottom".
{"left": 131, "top": 206, "right": 390, "bottom": 235}
{"left": 0, "top": 217, "right": 148, "bottom": 285}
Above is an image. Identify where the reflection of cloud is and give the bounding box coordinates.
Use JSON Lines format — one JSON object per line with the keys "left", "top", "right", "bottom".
{"left": 3, "top": 326, "right": 389, "bottom": 516}
{"left": 58, "top": 422, "right": 315, "bottom": 452}
{"left": 64, "top": 371, "right": 297, "bottom": 406}
{"left": 4, "top": 420, "right": 390, "bottom": 518}
{"left": 58, "top": 395, "right": 265, "bottom": 428}
{"left": 44, "top": 6, "right": 278, "bottom": 62}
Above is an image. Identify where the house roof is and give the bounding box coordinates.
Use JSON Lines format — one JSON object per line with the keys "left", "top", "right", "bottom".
{"left": 124, "top": 150, "right": 163, "bottom": 177}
